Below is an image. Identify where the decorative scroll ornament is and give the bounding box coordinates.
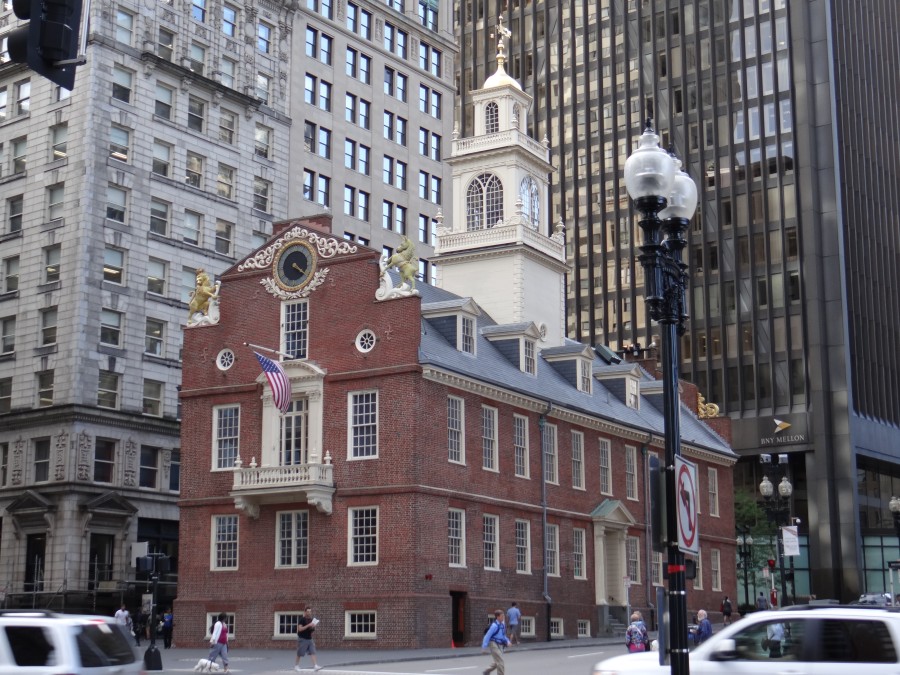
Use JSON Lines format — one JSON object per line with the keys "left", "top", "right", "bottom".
{"left": 260, "top": 267, "right": 330, "bottom": 300}
{"left": 697, "top": 392, "right": 720, "bottom": 419}
{"left": 238, "top": 226, "right": 357, "bottom": 271}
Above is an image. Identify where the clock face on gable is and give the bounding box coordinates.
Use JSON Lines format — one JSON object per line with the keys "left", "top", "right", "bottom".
{"left": 273, "top": 240, "right": 317, "bottom": 292}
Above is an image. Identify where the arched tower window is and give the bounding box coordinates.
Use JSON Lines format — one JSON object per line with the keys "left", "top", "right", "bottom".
{"left": 485, "top": 101, "right": 499, "bottom": 134}
{"left": 466, "top": 173, "right": 504, "bottom": 230}
{"left": 520, "top": 176, "right": 540, "bottom": 230}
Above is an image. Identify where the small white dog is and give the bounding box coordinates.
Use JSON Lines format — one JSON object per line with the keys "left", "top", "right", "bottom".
{"left": 193, "top": 658, "right": 221, "bottom": 672}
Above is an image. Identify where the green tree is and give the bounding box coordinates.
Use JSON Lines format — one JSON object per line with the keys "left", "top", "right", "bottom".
{"left": 734, "top": 488, "right": 781, "bottom": 610}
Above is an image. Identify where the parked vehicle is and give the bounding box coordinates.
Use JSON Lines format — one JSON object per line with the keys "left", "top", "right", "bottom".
{"left": 592, "top": 605, "right": 900, "bottom": 674}
{"left": 0, "top": 609, "right": 143, "bottom": 674}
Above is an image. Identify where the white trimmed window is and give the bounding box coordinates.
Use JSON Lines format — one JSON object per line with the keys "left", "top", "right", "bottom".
{"left": 106, "top": 185, "right": 127, "bottom": 223}
{"left": 550, "top": 618, "right": 563, "bottom": 638}
{"left": 515, "top": 519, "right": 531, "bottom": 573}
{"left": 275, "top": 613, "right": 303, "bottom": 638}
{"left": 693, "top": 552, "right": 704, "bottom": 590}
{"left": 599, "top": 438, "right": 612, "bottom": 495}
{"left": 578, "top": 619, "right": 590, "bottom": 637}
{"left": 212, "top": 515, "right": 238, "bottom": 569}
{"left": 523, "top": 338, "right": 536, "bottom": 374}
{"left": 483, "top": 514, "right": 499, "bottom": 570}
{"left": 578, "top": 358, "right": 592, "bottom": 393}
{"left": 33, "top": 438, "right": 51, "bottom": 482}
{"left": 481, "top": 406, "right": 497, "bottom": 471}
{"left": 627, "top": 376, "right": 640, "bottom": 409}
{"left": 345, "top": 611, "right": 376, "bottom": 638}
{"left": 625, "top": 445, "right": 637, "bottom": 500}
{"left": 277, "top": 510, "right": 309, "bottom": 567}
{"left": 708, "top": 467, "right": 720, "bottom": 516}
{"left": 348, "top": 391, "right": 378, "bottom": 459}
{"left": 348, "top": 506, "right": 378, "bottom": 565}
{"left": 460, "top": 315, "right": 475, "bottom": 354}
{"left": 213, "top": 404, "right": 239, "bottom": 469}
{"left": 542, "top": 423, "right": 558, "bottom": 484}
{"left": 571, "top": 431, "right": 584, "bottom": 489}
{"left": 651, "top": 551, "right": 664, "bottom": 585}
{"left": 711, "top": 548, "right": 721, "bottom": 591}
{"left": 573, "top": 528, "right": 586, "bottom": 579}
{"left": 626, "top": 536, "right": 640, "bottom": 583}
{"left": 546, "top": 523, "right": 559, "bottom": 576}
{"left": 280, "top": 399, "right": 309, "bottom": 465}
{"left": 204, "top": 613, "right": 235, "bottom": 639}
{"left": 447, "top": 395, "right": 464, "bottom": 464}
{"left": 282, "top": 300, "right": 308, "bottom": 359}
{"left": 520, "top": 617, "right": 535, "bottom": 637}
{"left": 448, "top": 508, "right": 465, "bottom": 567}
{"left": 513, "top": 414, "right": 529, "bottom": 478}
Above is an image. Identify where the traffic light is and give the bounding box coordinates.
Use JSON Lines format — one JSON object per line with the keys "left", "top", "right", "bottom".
{"left": 7, "top": 0, "right": 84, "bottom": 89}
{"left": 768, "top": 559, "right": 776, "bottom": 570}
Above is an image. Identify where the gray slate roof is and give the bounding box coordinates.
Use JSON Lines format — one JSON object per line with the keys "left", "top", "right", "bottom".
{"left": 413, "top": 280, "right": 734, "bottom": 458}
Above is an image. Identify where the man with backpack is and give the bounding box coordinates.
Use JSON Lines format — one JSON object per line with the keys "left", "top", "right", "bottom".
{"left": 481, "top": 609, "right": 511, "bottom": 675}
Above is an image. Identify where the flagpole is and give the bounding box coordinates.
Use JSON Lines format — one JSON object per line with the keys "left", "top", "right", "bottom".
{"left": 244, "top": 342, "right": 295, "bottom": 359}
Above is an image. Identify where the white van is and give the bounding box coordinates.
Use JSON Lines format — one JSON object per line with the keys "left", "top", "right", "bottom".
{"left": 0, "top": 610, "right": 144, "bottom": 674}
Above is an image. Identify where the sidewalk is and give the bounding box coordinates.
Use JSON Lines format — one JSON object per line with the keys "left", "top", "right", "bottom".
{"left": 143, "top": 632, "right": 631, "bottom": 672}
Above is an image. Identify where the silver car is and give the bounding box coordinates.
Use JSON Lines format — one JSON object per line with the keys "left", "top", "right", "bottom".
{"left": 0, "top": 610, "right": 144, "bottom": 674}
{"left": 592, "top": 606, "right": 900, "bottom": 674}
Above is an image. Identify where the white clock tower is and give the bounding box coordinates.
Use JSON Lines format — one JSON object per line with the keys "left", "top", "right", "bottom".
{"left": 434, "top": 18, "right": 568, "bottom": 346}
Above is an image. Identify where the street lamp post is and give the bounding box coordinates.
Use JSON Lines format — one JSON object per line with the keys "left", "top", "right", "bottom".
{"left": 758, "top": 455, "right": 792, "bottom": 608}
{"left": 736, "top": 527, "right": 754, "bottom": 608}
{"left": 624, "top": 119, "right": 698, "bottom": 675}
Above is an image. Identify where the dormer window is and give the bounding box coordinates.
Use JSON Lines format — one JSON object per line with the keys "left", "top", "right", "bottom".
{"left": 578, "top": 358, "right": 592, "bottom": 394}
{"left": 466, "top": 173, "right": 504, "bottom": 230}
{"left": 523, "top": 339, "right": 536, "bottom": 374}
{"left": 460, "top": 315, "right": 475, "bottom": 354}
{"left": 627, "top": 376, "right": 640, "bottom": 409}
{"left": 485, "top": 101, "right": 499, "bottom": 133}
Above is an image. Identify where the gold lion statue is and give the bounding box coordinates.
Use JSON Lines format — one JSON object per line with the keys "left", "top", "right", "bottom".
{"left": 188, "top": 268, "right": 220, "bottom": 321}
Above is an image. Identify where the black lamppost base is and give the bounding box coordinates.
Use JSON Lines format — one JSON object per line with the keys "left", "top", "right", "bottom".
{"left": 144, "top": 643, "right": 163, "bottom": 670}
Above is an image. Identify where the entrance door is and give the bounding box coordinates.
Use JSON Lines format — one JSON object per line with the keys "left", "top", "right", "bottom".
{"left": 25, "top": 533, "right": 46, "bottom": 592}
{"left": 450, "top": 591, "right": 467, "bottom": 646}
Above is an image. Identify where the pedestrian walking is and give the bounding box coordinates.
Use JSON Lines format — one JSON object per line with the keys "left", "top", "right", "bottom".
{"left": 481, "top": 609, "right": 511, "bottom": 675}
{"left": 133, "top": 609, "right": 146, "bottom": 646}
{"left": 721, "top": 596, "right": 733, "bottom": 625}
{"left": 505, "top": 602, "right": 521, "bottom": 645}
{"left": 208, "top": 612, "right": 230, "bottom": 672}
{"left": 691, "top": 609, "right": 712, "bottom": 644}
{"left": 161, "top": 608, "right": 174, "bottom": 649}
{"left": 294, "top": 607, "right": 322, "bottom": 672}
{"left": 756, "top": 591, "right": 769, "bottom": 611}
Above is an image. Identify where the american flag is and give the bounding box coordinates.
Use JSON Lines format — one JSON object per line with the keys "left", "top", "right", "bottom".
{"left": 253, "top": 352, "right": 292, "bottom": 413}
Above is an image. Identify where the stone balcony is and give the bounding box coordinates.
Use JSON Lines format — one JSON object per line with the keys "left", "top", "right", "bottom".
{"left": 230, "top": 453, "right": 335, "bottom": 518}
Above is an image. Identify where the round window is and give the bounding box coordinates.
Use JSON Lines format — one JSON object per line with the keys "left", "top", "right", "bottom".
{"left": 216, "top": 348, "right": 236, "bottom": 370}
{"left": 355, "top": 329, "right": 377, "bottom": 353}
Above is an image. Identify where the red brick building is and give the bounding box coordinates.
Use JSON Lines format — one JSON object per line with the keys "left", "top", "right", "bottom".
{"left": 175, "top": 54, "right": 737, "bottom": 650}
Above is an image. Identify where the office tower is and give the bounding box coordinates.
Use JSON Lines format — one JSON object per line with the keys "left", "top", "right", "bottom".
{"left": 0, "top": 0, "right": 454, "bottom": 610}
{"left": 456, "top": 0, "right": 900, "bottom": 600}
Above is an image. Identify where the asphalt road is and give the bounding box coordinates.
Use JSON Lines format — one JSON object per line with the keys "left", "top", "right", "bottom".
{"left": 144, "top": 634, "right": 634, "bottom": 674}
